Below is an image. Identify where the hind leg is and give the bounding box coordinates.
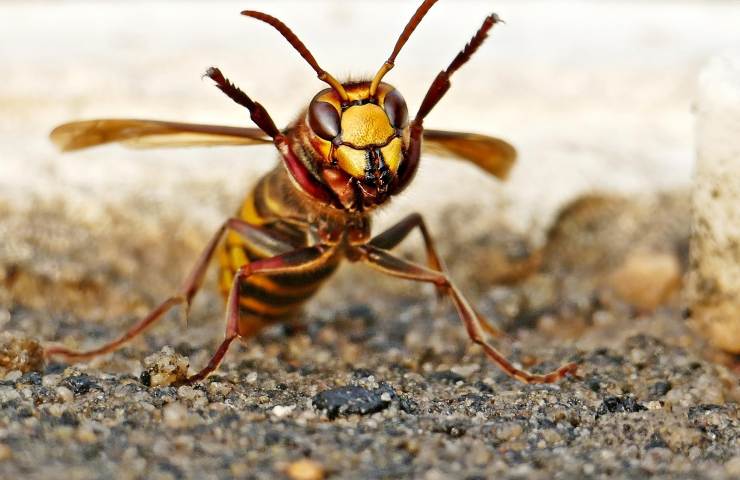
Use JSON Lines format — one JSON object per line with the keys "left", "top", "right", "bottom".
{"left": 44, "top": 218, "right": 294, "bottom": 360}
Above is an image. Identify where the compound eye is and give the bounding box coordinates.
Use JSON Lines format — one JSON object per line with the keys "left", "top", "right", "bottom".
{"left": 308, "top": 101, "right": 341, "bottom": 141}
{"left": 383, "top": 89, "right": 409, "bottom": 129}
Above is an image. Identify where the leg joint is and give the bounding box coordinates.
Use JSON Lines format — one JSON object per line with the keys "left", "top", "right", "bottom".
{"left": 433, "top": 275, "right": 450, "bottom": 289}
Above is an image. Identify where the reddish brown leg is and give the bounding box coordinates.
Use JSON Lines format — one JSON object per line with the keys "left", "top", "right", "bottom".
{"left": 44, "top": 218, "right": 293, "bottom": 360}
{"left": 370, "top": 213, "right": 445, "bottom": 297}
{"left": 370, "top": 214, "right": 506, "bottom": 339}
{"left": 356, "top": 245, "right": 577, "bottom": 384}
{"left": 185, "top": 244, "right": 333, "bottom": 383}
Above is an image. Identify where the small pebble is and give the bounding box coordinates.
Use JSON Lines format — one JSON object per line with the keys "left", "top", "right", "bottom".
{"left": 0, "top": 387, "right": 20, "bottom": 403}
{"left": 0, "top": 331, "right": 44, "bottom": 375}
{"left": 142, "top": 346, "right": 189, "bottom": 387}
{"left": 641, "top": 447, "right": 673, "bottom": 473}
{"left": 4, "top": 370, "right": 22, "bottom": 382}
{"left": 450, "top": 364, "right": 479, "bottom": 377}
{"left": 541, "top": 429, "right": 562, "bottom": 444}
{"left": 595, "top": 395, "right": 646, "bottom": 419}
{"left": 607, "top": 250, "right": 681, "bottom": 311}
{"left": 496, "top": 422, "right": 523, "bottom": 441}
{"left": 177, "top": 385, "right": 199, "bottom": 401}
{"left": 56, "top": 386, "right": 74, "bottom": 403}
{"left": 272, "top": 405, "right": 296, "bottom": 418}
{"left": 76, "top": 426, "right": 97, "bottom": 444}
{"left": 163, "top": 402, "right": 189, "bottom": 428}
{"left": 0, "top": 444, "right": 12, "bottom": 461}
{"left": 42, "top": 374, "right": 61, "bottom": 388}
{"left": 285, "top": 459, "right": 325, "bottom": 480}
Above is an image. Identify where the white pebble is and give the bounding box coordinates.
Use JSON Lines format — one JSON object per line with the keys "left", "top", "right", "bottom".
{"left": 272, "top": 405, "right": 296, "bottom": 418}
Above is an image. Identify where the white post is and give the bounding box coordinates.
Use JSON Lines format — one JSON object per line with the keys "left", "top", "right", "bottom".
{"left": 689, "top": 54, "right": 740, "bottom": 353}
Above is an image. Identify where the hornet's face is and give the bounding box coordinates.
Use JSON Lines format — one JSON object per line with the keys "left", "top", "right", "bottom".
{"left": 304, "top": 82, "right": 411, "bottom": 210}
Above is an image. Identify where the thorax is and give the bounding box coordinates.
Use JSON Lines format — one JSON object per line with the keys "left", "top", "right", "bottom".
{"left": 241, "top": 165, "right": 373, "bottom": 251}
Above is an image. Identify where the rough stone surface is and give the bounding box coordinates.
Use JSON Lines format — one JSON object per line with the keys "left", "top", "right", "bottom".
{"left": 689, "top": 54, "right": 740, "bottom": 353}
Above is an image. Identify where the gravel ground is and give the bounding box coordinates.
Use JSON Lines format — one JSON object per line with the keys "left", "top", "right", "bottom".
{"left": 0, "top": 190, "right": 738, "bottom": 480}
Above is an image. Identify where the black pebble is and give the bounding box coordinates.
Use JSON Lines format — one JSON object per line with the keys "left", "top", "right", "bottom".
{"left": 645, "top": 432, "right": 669, "bottom": 450}
{"left": 399, "top": 397, "right": 418, "bottom": 414}
{"left": 62, "top": 374, "right": 100, "bottom": 395}
{"left": 474, "top": 381, "right": 494, "bottom": 394}
{"left": 648, "top": 380, "right": 672, "bottom": 399}
{"left": 312, "top": 385, "right": 395, "bottom": 420}
{"left": 595, "top": 395, "right": 646, "bottom": 419}
{"left": 17, "top": 372, "right": 42, "bottom": 385}
{"left": 139, "top": 370, "right": 152, "bottom": 387}
{"left": 585, "top": 376, "right": 602, "bottom": 393}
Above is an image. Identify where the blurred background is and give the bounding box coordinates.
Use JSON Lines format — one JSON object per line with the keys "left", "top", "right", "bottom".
{"left": 2, "top": 0, "right": 739, "bottom": 240}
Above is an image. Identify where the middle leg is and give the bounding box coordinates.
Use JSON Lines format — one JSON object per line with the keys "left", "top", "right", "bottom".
{"left": 185, "top": 244, "right": 335, "bottom": 383}
{"left": 370, "top": 212, "right": 445, "bottom": 273}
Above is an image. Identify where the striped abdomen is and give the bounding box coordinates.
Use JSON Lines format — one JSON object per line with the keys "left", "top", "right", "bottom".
{"left": 217, "top": 167, "right": 340, "bottom": 335}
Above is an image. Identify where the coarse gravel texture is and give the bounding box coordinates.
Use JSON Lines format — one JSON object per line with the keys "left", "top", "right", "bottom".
{"left": 0, "top": 189, "right": 738, "bottom": 480}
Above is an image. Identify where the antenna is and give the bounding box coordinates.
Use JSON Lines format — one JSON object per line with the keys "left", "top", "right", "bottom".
{"left": 369, "top": 0, "right": 440, "bottom": 96}
{"left": 242, "top": 10, "right": 349, "bottom": 101}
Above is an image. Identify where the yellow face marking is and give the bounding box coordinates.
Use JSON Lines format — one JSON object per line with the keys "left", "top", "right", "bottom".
{"left": 315, "top": 90, "right": 341, "bottom": 112}
{"left": 314, "top": 83, "right": 394, "bottom": 113}
{"left": 346, "top": 85, "right": 371, "bottom": 101}
{"left": 340, "top": 104, "right": 394, "bottom": 148}
{"left": 380, "top": 138, "right": 403, "bottom": 174}
{"left": 335, "top": 145, "right": 368, "bottom": 178}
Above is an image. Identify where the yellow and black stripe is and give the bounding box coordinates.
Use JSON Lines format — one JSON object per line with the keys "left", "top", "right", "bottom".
{"left": 217, "top": 167, "right": 340, "bottom": 332}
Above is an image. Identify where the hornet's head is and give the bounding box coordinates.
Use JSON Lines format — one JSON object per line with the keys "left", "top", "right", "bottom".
{"left": 302, "top": 81, "right": 410, "bottom": 210}
{"left": 228, "top": 1, "right": 496, "bottom": 212}
{"left": 236, "top": 7, "right": 427, "bottom": 212}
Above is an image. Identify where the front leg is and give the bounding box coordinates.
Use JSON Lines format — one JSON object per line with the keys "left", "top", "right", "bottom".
{"left": 369, "top": 214, "right": 506, "bottom": 339}
{"left": 355, "top": 245, "right": 577, "bottom": 384}
{"left": 186, "top": 244, "right": 334, "bottom": 383}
